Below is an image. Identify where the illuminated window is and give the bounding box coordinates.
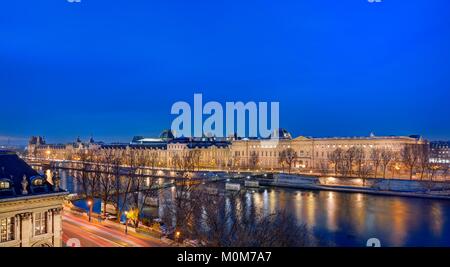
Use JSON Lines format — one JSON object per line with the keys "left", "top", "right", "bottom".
{"left": 32, "top": 178, "right": 44, "bottom": 186}
{"left": 0, "top": 217, "right": 15, "bottom": 243}
{"left": 34, "top": 212, "right": 47, "bottom": 236}
{"left": 0, "top": 180, "right": 11, "bottom": 190}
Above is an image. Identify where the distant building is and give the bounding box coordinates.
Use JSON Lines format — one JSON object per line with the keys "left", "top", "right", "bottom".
{"left": 231, "top": 132, "right": 424, "bottom": 170}
{"left": 0, "top": 151, "right": 68, "bottom": 247}
{"left": 28, "top": 135, "right": 103, "bottom": 159}
{"left": 430, "top": 141, "right": 450, "bottom": 165}
{"left": 131, "top": 129, "right": 174, "bottom": 145}
{"left": 27, "top": 129, "right": 425, "bottom": 172}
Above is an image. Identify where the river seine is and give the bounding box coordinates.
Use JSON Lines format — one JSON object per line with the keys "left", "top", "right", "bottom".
{"left": 56, "top": 169, "right": 450, "bottom": 247}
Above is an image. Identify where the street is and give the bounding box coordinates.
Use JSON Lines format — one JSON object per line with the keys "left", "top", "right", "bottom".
{"left": 62, "top": 211, "right": 167, "bottom": 247}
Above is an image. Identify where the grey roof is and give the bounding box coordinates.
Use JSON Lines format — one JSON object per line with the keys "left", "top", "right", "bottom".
{"left": 169, "top": 138, "right": 230, "bottom": 148}
{"left": 160, "top": 129, "right": 174, "bottom": 140}
{"left": 430, "top": 141, "right": 450, "bottom": 148}
{"left": 101, "top": 143, "right": 167, "bottom": 149}
{"left": 0, "top": 151, "right": 66, "bottom": 199}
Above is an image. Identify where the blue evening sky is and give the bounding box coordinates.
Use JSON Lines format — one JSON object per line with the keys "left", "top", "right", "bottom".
{"left": 1, "top": 0, "right": 449, "bottom": 144}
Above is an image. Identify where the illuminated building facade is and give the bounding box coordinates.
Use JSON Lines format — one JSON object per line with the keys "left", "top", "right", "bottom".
{"left": 27, "top": 130, "right": 425, "bottom": 172}
{"left": 430, "top": 141, "right": 450, "bottom": 165}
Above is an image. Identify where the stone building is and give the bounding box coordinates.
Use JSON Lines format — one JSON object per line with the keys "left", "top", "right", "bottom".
{"left": 26, "top": 129, "right": 425, "bottom": 173}
{"left": 430, "top": 141, "right": 450, "bottom": 165}
{"left": 0, "top": 150, "right": 68, "bottom": 247}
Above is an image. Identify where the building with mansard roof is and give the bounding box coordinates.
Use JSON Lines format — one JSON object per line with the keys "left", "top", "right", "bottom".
{"left": 26, "top": 129, "right": 426, "bottom": 172}
{"left": 0, "top": 150, "right": 68, "bottom": 247}
{"left": 430, "top": 141, "right": 450, "bottom": 165}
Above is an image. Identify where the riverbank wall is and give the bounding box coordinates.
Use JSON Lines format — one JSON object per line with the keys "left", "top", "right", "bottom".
{"left": 256, "top": 174, "right": 450, "bottom": 200}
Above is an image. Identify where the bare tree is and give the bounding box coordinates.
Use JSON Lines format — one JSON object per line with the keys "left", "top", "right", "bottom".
{"left": 147, "top": 150, "right": 159, "bottom": 173}
{"left": 427, "top": 163, "right": 441, "bottom": 181}
{"left": 109, "top": 149, "right": 134, "bottom": 222}
{"left": 417, "top": 144, "right": 430, "bottom": 180}
{"left": 328, "top": 148, "right": 344, "bottom": 176}
{"left": 370, "top": 148, "right": 382, "bottom": 178}
{"left": 360, "top": 165, "right": 372, "bottom": 187}
{"left": 279, "top": 148, "right": 297, "bottom": 174}
{"left": 249, "top": 151, "right": 260, "bottom": 170}
{"left": 91, "top": 150, "right": 113, "bottom": 218}
{"left": 73, "top": 149, "right": 101, "bottom": 219}
{"left": 441, "top": 164, "right": 450, "bottom": 181}
{"left": 231, "top": 153, "right": 241, "bottom": 170}
{"left": 380, "top": 149, "right": 395, "bottom": 179}
{"left": 161, "top": 179, "right": 201, "bottom": 239}
{"left": 191, "top": 149, "right": 202, "bottom": 171}
{"left": 401, "top": 144, "right": 421, "bottom": 180}
{"left": 174, "top": 151, "right": 195, "bottom": 173}
{"left": 344, "top": 147, "right": 358, "bottom": 176}
{"left": 354, "top": 147, "right": 365, "bottom": 178}
{"left": 172, "top": 153, "right": 186, "bottom": 171}
{"left": 75, "top": 150, "right": 97, "bottom": 197}
{"left": 189, "top": 190, "right": 317, "bottom": 247}
{"left": 97, "top": 150, "right": 116, "bottom": 217}
{"left": 124, "top": 149, "right": 162, "bottom": 227}
{"left": 317, "top": 160, "right": 329, "bottom": 176}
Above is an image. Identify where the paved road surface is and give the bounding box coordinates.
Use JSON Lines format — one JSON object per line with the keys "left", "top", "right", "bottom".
{"left": 62, "top": 211, "right": 167, "bottom": 247}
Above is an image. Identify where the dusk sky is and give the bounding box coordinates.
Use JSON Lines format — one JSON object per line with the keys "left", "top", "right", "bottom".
{"left": 1, "top": 0, "right": 450, "bottom": 145}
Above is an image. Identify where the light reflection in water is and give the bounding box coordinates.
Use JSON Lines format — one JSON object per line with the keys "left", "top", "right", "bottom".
{"left": 389, "top": 199, "right": 409, "bottom": 246}
{"left": 430, "top": 202, "right": 443, "bottom": 237}
{"left": 269, "top": 190, "right": 277, "bottom": 215}
{"left": 295, "top": 192, "right": 302, "bottom": 222}
{"left": 353, "top": 193, "right": 366, "bottom": 236}
{"left": 53, "top": 168, "right": 450, "bottom": 247}
{"left": 262, "top": 189, "right": 269, "bottom": 217}
{"left": 305, "top": 192, "right": 316, "bottom": 227}
{"left": 326, "top": 191, "right": 337, "bottom": 232}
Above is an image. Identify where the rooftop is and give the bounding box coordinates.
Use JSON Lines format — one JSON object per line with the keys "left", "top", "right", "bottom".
{"left": 311, "top": 134, "right": 423, "bottom": 141}
{"left": 0, "top": 151, "right": 66, "bottom": 200}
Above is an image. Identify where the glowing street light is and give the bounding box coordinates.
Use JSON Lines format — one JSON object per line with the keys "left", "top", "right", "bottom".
{"left": 175, "top": 231, "right": 181, "bottom": 242}
{"left": 87, "top": 199, "right": 93, "bottom": 222}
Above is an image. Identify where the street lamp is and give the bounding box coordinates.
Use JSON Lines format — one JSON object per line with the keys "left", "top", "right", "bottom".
{"left": 124, "top": 211, "right": 128, "bottom": 235}
{"left": 87, "top": 200, "right": 92, "bottom": 222}
{"left": 175, "top": 231, "right": 181, "bottom": 242}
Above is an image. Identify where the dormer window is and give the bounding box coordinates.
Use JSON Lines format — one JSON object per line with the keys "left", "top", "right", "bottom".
{"left": 28, "top": 175, "right": 49, "bottom": 194}
{"left": 0, "top": 179, "right": 11, "bottom": 190}
{"left": 32, "top": 177, "right": 44, "bottom": 186}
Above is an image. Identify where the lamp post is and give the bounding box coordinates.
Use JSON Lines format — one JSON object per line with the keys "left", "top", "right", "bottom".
{"left": 124, "top": 211, "right": 128, "bottom": 235}
{"left": 87, "top": 200, "right": 92, "bottom": 222}
{"left": 175, "top": 231, "right": 181, "bottom": 243}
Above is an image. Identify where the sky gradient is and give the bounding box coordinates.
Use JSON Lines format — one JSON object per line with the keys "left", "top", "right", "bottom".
{"left": 1, "top": 0, "right": 450, "bottom": 144}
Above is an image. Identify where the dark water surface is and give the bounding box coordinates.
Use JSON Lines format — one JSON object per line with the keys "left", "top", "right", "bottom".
{"left": 56, "top": 168, "right": 450, "bottom": 246}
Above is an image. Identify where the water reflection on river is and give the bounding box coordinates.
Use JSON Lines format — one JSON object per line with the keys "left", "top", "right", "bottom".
{"left": 55, "top": 168, "right": 450, "bottom": 246}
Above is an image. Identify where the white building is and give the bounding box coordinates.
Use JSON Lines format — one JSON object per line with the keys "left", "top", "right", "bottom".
{"left": 0, "top": 151, "right": 68, "bottom": 247}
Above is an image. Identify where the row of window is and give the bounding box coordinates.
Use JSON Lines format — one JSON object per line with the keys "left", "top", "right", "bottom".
{"left": 234, "top": 150, "right": 311, "bottom": 157}
{"left": 0, "top": 177, "right": 45, "bottom": 191}
{"left": 0, "top": 217, "right": 14, "bottom": 243}
{"left": 0, "top": 212, "right": 48, "bottom": 243}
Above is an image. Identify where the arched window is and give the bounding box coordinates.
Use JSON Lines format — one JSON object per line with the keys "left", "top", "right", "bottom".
{"left": 31, "top": 176, "right": 45, "bottom": 186}
{"left": 33, "top": 178, "right": 44, "bottom": 186}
